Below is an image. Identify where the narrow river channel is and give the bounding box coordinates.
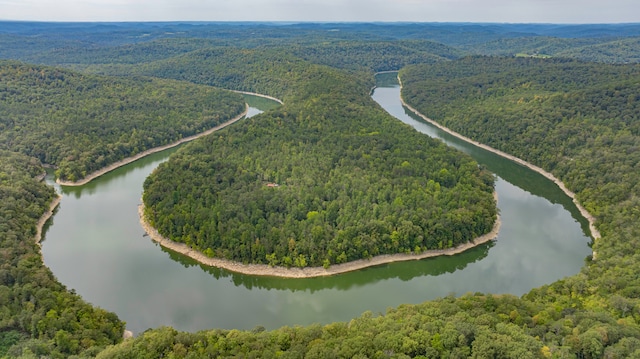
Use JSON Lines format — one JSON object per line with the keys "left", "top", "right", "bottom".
{"left": 41, "top": 83, "right": 592, "bottom": 335}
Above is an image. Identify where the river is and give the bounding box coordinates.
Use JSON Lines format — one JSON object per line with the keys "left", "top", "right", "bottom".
{"left": 41, "top": 84, "right": 592, "bottom": 335}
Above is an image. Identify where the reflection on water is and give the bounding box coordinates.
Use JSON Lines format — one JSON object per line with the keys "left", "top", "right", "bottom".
{"left": 160, "top": 240, "right": 493, "bottom": 293}
{"left": 41, "top": 89, "right": 591, "bottom": 335}
{"left": 57, "top": 148, "right": 181, "bottom": 199}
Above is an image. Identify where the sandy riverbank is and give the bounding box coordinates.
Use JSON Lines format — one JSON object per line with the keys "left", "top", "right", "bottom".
{"left": 138, "top": 192, "right": 501, "bottom": 278}
{"left": 57, "top": 105, "right": 249, "bottom": 186}
{"left": 397, "top": 76, "right": 601, "bottom": 242}
{"left": 34, "top": 195, "right": 62, "bottom": 245}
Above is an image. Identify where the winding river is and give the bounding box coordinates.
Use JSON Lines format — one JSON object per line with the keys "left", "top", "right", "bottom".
{"left": 41, "top": 81, "right": 592, "bottom": 335}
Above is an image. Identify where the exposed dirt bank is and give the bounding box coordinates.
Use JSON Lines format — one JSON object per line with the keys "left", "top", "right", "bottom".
{"left": 35, "top": 195, "right": 61, "bottom": 244}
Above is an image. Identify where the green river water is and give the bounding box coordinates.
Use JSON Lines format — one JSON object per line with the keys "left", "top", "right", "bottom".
{"left": 41, "top": 79, "right": 592, "bottom": 335}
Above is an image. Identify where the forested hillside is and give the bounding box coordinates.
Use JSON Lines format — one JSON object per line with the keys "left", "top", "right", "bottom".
{"left": 557, "top": 37, "right": 640, "bottom": 63}
{"left": 3, "top": 22, "right": 639, "bottom": 77}
{"left": 82, "top": 42, "right": 457, "bottom": 96}
{"left": 397, "top": 56, "right": 640, "bottom": 356}
{"left": 401, "top": 57, "right": 640, "bottom": 220}
{"left": 98, "top": 55, "right": 640, "bottom": 359}
{"left": 288, "top": 40, "right": 462, "bottom": 72}
{"left": 2, "top": 36, "right": 464, "bottom": 74}
{"left": 1, "top": 22, "right": 640, "bottom": 358}
{"left": 0, "top": 151, "right": 124, "bottom": 358}
{"left": 97, "top": 56, "right": 640, "bottom": 359}
{"left": 464, "top": 36, "right": 640, "bottom": 63}
{"left": 0, "top": 61, "right": 245, "bottom": 182}
{"left": 141, "top": 51, "right": 496, "bottom": 268}
{"left": 19, "top": 38, "right": 218, "bottom": 66}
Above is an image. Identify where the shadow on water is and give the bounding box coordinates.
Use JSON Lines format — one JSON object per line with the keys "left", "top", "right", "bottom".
{"left": 38, "top": 201, "right": 61, "bottom": 245}
{"left": 159, "top": 240, "right": 494, "bottom": 292}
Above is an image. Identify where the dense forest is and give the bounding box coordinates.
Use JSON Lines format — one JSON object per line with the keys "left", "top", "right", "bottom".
{"left": 0, "top": 151, "right": 124, "bottom": 358}
{"left": 400, "top": 57, "right": 640, "bottom": 226}
{"left": 288, "top": 40, "right": 462, "bottom": 72}
{"left": 3, "top": 22, "right": 640, "bottom": 66}
{"left": 0, "top": 37, "right": 463, "bottom": 74}
{"left": 463, "top": 36, "right": 640, "bottom": 63}
{"left": 95, "top": 292, "right": 640, "bottom": 358}
{"left": 0, "top": 61, "right": 245, "bottom": 182}
{"left": 1, "top": 22, "right": 640, "bottom": 358}
{"left": 141, "top": 55, "right": 496, "bottom": 268}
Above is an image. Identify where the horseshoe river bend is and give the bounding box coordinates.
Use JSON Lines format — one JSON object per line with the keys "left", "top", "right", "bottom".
{"left": 40, "top": 74, "right": 592, "bottom": 335}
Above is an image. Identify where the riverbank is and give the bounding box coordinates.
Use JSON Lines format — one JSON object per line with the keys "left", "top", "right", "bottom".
{"left": 34, "top": 193, "right": 136, "bottom": 339}
{"left": 57, "top": 105, "right": 249, "bottom": 186}
{"left": 232, "top": 90, "right": 284, "bottom": 104}
{"left": 397, "top": 76, "right": 601, "bottom": 243}
{"left": 34, "top": 195, "right": 61, "bottom": 244}
{"left": 138, "top": 192, "right": 500, "bottom": 278}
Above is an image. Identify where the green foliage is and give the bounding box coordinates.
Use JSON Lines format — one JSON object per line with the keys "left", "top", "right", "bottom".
{"left": 465, "top": 36, "right": 640, "bottom": 64}
{"left": 92, "top": 295, "right": 550, "bottom": 358}
{"left": 0, "top": 330, "right": 24, "bottom": 357}
{"left": 141, "top": 52, "right": 496, "bottom": 268}
{"left": 556, "top": 37, "right": 640, "bottom": 64}
{"left": 289, "top": 40, "right": 462, "bottom": 72}
{"left": 126, "top": 47, "right": 364, "bottom": 101}
{"left": 402, "top": 56, "right": 640, "bottom": 358}
{"left": 2, "top": 22, "right": 640, "bottom": 359}
{"left": 23, "top": 38, "right": 218, "bottom": 66}
{"left": 401, "top": 57, "right": 640, "bottom": 220}
{"left": 0, "top": 61, "right": 245, "bottom": 181}
{"left": 0, "top": 151, "right": 124, "bottom": 357}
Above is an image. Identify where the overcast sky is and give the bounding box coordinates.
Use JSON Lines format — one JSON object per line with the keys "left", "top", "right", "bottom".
{"left": 1, "top": 0, "right": 639, "bottom": 23}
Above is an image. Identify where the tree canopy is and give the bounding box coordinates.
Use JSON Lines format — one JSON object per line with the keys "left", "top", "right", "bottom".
{"left": 2, "top": 22, "right": 640, "bottom": 358}
{"left": 141, "top": 51, "right": 496, "bottom": 268}
{"left": 0, "top": 151, "right": 124, "bottom": 358}
{"left": 0, "top": 61, "right": 245, "bottom": 181}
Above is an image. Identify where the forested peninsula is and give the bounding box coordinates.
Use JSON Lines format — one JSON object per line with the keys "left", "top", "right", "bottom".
{"left": 0, "top": 61, "right": 246, "bottom": 183}
{"left": 140, "top": 51, "right": 497, "bottom": 271}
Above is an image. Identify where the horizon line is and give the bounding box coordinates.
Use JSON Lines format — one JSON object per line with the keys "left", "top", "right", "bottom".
{"left": 1, "top": 20, "right": 640, "bottom": 26}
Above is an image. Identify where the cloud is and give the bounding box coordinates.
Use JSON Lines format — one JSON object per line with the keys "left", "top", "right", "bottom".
{"left": 0, "top": 0, "right": 638, "bottom": 23}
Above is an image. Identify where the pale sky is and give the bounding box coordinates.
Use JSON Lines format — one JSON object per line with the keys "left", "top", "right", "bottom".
{"left": 1, "top": 0, "right": 639, "bottom": 23}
